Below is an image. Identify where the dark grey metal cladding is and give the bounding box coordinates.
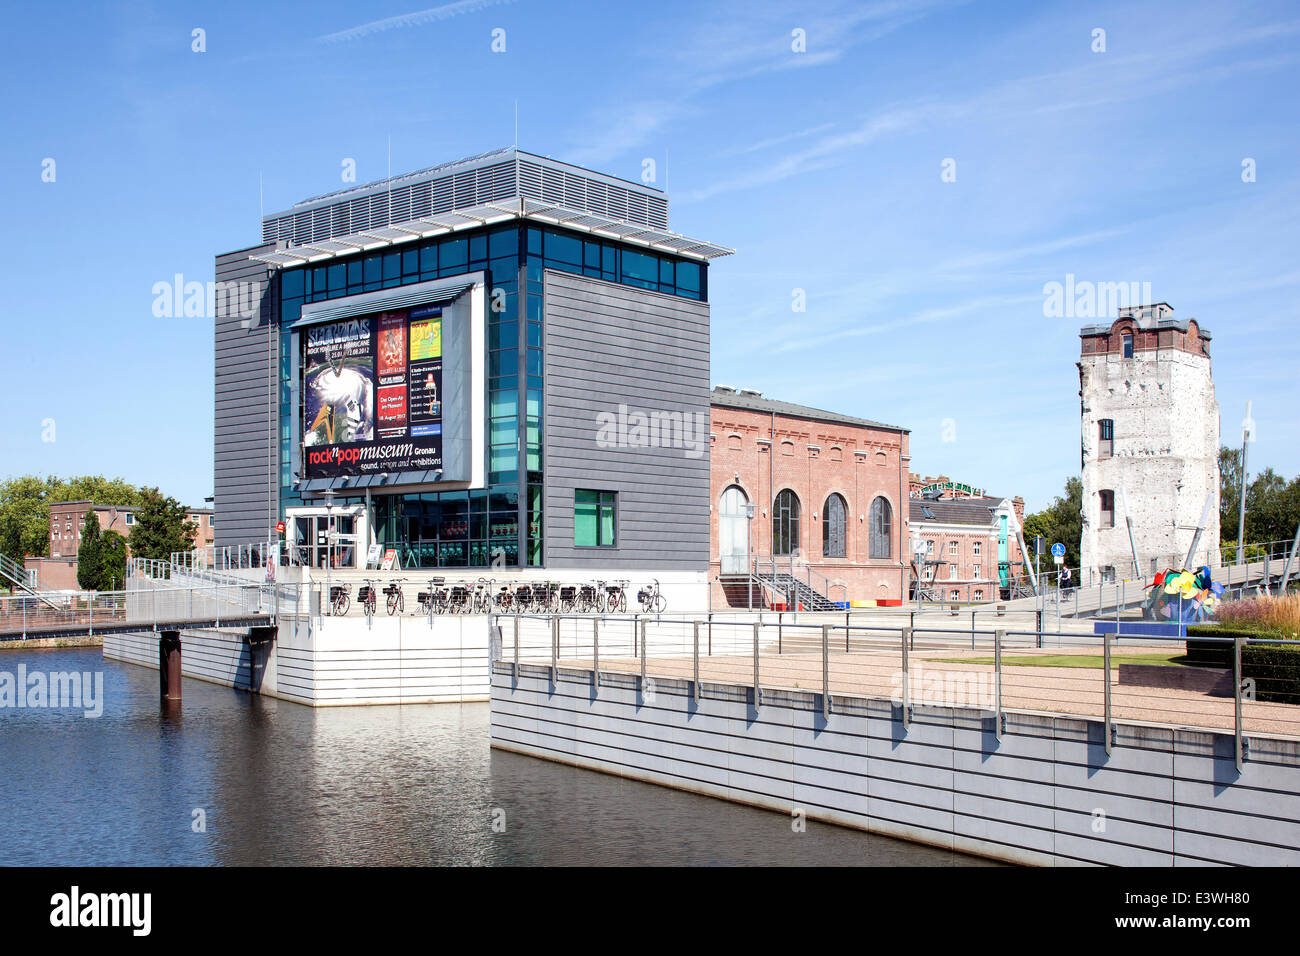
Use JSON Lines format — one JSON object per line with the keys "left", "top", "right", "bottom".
{"left": 542, "top": 270, "right": 710, "bottom": 570}
{"left": 214, "top": 245, "right": 278, "bottom": 548}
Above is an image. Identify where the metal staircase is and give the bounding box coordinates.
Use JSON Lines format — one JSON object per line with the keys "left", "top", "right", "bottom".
{"left": 750, "top": 569, "right": 840, "bottom": 611}
{"left": 0, "top": 553, "right": 60, "bottom": 610}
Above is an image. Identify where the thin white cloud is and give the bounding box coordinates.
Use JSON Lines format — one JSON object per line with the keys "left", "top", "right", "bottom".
{"left": 718, "top": 122, "right": 836, "bottom": 157}
{"left": 772, "top": 293, "right": 1041, "bottom": 354}
{"left": 568, "top": 0, "right": 956, "bottom": 165}
{"left": 317, "top": 0, "right": 516, "bottom": 44}
{"left": 680, "top": 17, "right": 1300, "bottom": 204}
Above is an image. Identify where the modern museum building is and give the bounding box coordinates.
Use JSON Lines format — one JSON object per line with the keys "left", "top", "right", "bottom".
{"left": 214, "top": 147, "right": 732, "bottom": 606}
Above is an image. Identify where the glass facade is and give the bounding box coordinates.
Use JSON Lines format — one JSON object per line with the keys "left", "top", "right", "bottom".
{"left": 277, "top": 221, "right": 707, "bottom": 568}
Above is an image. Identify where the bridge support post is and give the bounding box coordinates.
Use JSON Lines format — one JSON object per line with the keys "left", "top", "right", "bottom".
{"left": 159, "top": 630, "right": 182, "bottom": 702}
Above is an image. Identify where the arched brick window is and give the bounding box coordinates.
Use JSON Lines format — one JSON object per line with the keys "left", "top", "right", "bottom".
{"left": 869, "top": 496, "right": 892, "bottom": 559}
{"left": 773, "top": 490, "right": 800, "bottom": 556}
{"left": 823, "top": 493, "right": 847, "bottom": 558}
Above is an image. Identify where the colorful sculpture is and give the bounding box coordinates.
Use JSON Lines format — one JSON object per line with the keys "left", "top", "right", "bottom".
{"left": 1142, "top": 566, "right": 1224, "bottom": 622}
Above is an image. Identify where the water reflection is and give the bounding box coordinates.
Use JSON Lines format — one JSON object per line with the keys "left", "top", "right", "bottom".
{"left": 0, "top": 648, "right": 995, "bottom": 866}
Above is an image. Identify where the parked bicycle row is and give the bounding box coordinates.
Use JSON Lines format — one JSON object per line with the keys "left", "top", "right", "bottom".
{"left": 326, "top": 578, "right": 666, "bottom": 617}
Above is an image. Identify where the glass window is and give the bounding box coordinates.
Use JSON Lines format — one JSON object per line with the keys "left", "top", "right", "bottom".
{"left": 1122, "top": 333, "right": 1134, "bottom": 358}
{"left": 621, "top": 250, "right": 658, "bottom": 288}
{"left": 441, "top": 238, "right": 468, "bottom": 273}
{"left": 382, "top": 252, "right": 400, "bottom": 281}
{"left": 490, "top": 226, "right": 518, "bottom": 258}
{"left": 869, "top": 497, "right": 892, "bottom": 559}
{"left": 676, "top": 261, "right": 701, "bottom": 293}
{"left": 1099, "top": 419, "right": 1114, "bottom": 458}
{"left": 469, "top": 234, "right": 487, "bottom": 263}
{"left": 575, "top": 490, "right": 616, "bottom": 547}
{"left": 420, "top": 244, "right": 438, "bottom": 276}
{"left": 822, "top": 493, "right": 847, "bottom": 558}
{"left": 546, "top": 231, "right": 582, "bottom": 265}
{"left": 281, "top": 269, "right": 304, "bottom": 298}
{"left": 1100, "top": 490, "right": 1115, "bottom": 528}
{"left": 773, "top": 489, "right": 800, "bottom": 556}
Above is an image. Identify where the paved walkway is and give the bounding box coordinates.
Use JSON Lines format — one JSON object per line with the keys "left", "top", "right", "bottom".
{"left": 527, "top": 645, "right": 1300, "bottom": 739}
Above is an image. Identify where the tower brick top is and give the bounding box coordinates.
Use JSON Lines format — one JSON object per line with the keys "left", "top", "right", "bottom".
{"left": 1079, "top": 304, "right": 1210, "bottom": 359}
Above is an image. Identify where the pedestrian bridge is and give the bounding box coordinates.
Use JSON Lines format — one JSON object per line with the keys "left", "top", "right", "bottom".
{"left": 1004, "top": 548, "right": 1297, "bottom": 618}
{"left": 0, "top": 568, "right": 281, "bottom": 642}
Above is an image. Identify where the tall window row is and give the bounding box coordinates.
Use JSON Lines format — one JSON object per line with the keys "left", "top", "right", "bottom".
{"left": 769, "top": 490, "right": 893, "bottom": 560}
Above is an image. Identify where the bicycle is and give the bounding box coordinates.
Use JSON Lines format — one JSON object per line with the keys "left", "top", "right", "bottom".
{"left": 384, "top": 579, "right": 405, "bottom": 616}
{"left": 494, "top": 584, "right": 514, "bottom": 612}
{"left": 558, "top": 585, "right": 577, "bottom": 613}
{"left": 638, "top": 579, "right": 666, "bottom": 614}
{"left": 471, "top": 579, "right": 493, "bottom": 614}
{"left": 418, "top": 578, "right": 446, "bottom": 615}
{"left": 357, "top": 579, "right": 378, "bottom": 617}
{"left": 604, "top": 579, "right": 628, "bottom": 613}
{"left": 329, "top": 583, "right": 351, "bottom": 616}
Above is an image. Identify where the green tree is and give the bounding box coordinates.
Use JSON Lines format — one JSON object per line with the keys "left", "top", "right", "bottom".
{"left": 128, "top": 487, "right": 196, "bottom": 561}
{"left": 76, "top": 509, "right": 103, "bottom": 590}
{"left": 98, "top": 531, "right": 127, "bottom": 591}
{"left": 1218, "top": 446, "right": 1300, "bottom": 548}
{"left": 1220, "top": 446, "right": 1243, "bottom": 538}
{"left": 0, "top": 474, "right": 145, "bottom": 568}
{"left": 1246, "top": 468, "right": 1300, "bottom": 544}
{"left": 1022, "top": 477, "right": 1083, "bottom": 572}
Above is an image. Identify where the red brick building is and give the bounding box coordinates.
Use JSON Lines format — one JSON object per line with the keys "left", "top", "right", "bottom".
{"left": 907, "top": 493, "right": 1029, "bottom": 603}
{"left": 709, "top": 387, "right": 910, "bottom": 607}
{"left": 26, "top": 501, "right": 214, "bottom": 590}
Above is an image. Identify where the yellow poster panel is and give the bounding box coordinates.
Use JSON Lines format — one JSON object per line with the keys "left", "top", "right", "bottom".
{"left": 410, "top": 317, "right": 442, "bottom": 360}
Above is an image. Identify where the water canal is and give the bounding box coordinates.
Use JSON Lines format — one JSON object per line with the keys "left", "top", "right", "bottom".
{"left": 0, "top": 647, "right": 994, "bottom": 866}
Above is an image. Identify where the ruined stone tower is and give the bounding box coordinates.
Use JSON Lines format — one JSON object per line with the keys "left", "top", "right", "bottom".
{"left": 1078, "top": 303, "right": 1219, "bottom": 581}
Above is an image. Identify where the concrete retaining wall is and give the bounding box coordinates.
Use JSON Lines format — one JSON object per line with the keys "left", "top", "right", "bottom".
{"left": 103, "top": 615, "right": 493, "bottom": 706}
{"left": 490, "top": 662, "right": 1300, "bottom": 866}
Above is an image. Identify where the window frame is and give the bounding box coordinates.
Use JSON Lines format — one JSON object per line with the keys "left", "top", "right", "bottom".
{"left": 869, "top": 496, "right": 893, "bottom": 560}
{"left": 1099, "top": 489, "right": 1115, "bottom": 529}
{"left": 574, "top": 489, "right": 617, "bottom": 548}
{"left": 773, "top": 489, "right": 801, "bottom": 557}
{"left": 822, "top": 493, "right": 848, "bottom": 559}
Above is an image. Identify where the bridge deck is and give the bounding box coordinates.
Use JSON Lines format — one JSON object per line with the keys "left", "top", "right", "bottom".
{"left": 0, "top": 615, "right": 274, "bottom": 642}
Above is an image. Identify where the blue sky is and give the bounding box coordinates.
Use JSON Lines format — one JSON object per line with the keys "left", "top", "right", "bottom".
{"left": 3, "top": 0, "right": 1297, "bottom": 511}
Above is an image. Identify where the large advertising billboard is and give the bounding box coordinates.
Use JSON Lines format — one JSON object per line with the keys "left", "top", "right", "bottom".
{"left": 302, "top": 303, "right": 444, "bottom": 478}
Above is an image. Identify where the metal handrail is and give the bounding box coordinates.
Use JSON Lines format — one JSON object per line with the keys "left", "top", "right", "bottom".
{"left": 493, "top": 611, "right": 1295, "bottom": 762}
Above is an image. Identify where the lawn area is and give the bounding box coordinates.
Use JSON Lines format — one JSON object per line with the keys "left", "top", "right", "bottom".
{"left": 929, "top": 653, "right": 1189, "bottom": 669}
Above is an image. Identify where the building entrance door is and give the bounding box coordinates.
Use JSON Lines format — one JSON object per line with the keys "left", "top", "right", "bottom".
{"left": 719, "top": 485, "right": 749, "bottom": 575}
{"left": 286, "top": 506, "right": 363, "bottom": 569}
